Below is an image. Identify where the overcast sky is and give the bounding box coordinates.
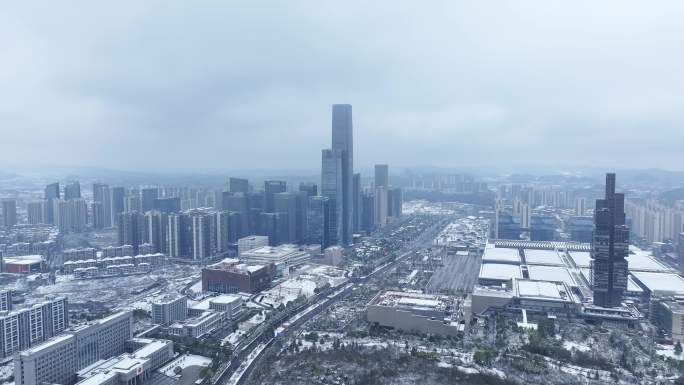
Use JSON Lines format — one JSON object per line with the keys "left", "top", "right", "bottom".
{"left": 2, "top": 1, "right": 684, "bottom": 174}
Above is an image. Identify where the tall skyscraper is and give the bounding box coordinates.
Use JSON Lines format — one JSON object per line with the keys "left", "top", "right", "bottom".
{"left": 352, "top": 173, "right": 361, "bottom": 233}
{"left": 2, "top": 199, "right": 17, "bottom": 228}
{"left": 264, "top": 181, "right": 286, "bottom": 213}
{"left": 64, "top": 181, "right": 81, "bottom": 200}
{"left": 111, "top": 187, "right": 125, "bottom": 225}
{"left": 44, "top": 182, "right": 60, "bottom": 224}
{"left": 321, "top": 148, "right": 343, "bottom": 245}
{"left": 375, "top": 186, "right": 388, "bottom": 228}
{"left": 93, "top": 183, "right": 112, "bottom": 227}
{"left": 591, "top": 173, "right": 629, "bottom": 308}
{"left": 229, "top": 177, "right": 249, "bottom": 194}
{"left": 145, "top": 210, "right": 168, "bottom": 254}
{"left": 307, "top": 196, "right": 332, "bottom": 249}
{"left": 331, "top": 104, "right": 354, "bottom": 245}
{"left": 374, "top": 164, "right": 389, "bottom": 188}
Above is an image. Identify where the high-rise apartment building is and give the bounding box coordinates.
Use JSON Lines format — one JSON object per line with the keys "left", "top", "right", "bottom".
{"left": 44, "top": 183, "right": 60, "bottom": 224}
{"left": 2, "top": 199, "right": 17, "bottom": 228}
{"left": 0, "top": 297, "right": 69, "bottom": 359}
{"left": 591, "top": 173, "right": 629, "bottom": 308}
{"left": 26, "top": 201, "right": 48, "bottom": 225}
{"left": 118, "top": 211, "right": 146, "bottom": 254}
{"left": 93, "top": 183, "right": 113, "bottom": 228}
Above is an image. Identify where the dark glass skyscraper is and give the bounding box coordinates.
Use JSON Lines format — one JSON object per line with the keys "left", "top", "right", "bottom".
{"left": 321, "top": 148, "right": 343, "bottom": 246}
{"left": 591, "top": 173, "right": 629, "bottom": 308}
{"left": 331, "top": 104, "right": 353, "bottom": 245}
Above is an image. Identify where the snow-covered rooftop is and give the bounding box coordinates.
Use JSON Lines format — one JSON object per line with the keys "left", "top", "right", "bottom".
{"left": 479, "top": 262, "right": 521, "bottom": 281}
{"left": 524, "top": 249, "right": 564, "bottom": 266}
{"left": 482, "top": 247, "right": 520, "bottom": 264}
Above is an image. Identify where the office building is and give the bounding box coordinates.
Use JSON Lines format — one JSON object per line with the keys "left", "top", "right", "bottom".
{"left": 387, "top": 187, "right": 403, "bottom": 218}
{"left": 298, "top": 182, "right": 317, "bottom": 197}
{"left": 202, "top": 258, "right": 274, "bottom": 294}
{"left": 240, "top": 244, "right": 312, "bottom": 271}
{"left": 321, "top": 148, "right": 343, "bottom": 245}
{"left": 307, "top": 196, "right": 332, "bottom": 249}
{"left": 118, "top": 211, "right": 145, "bottom": 254}
{"left": 151, "top": 295, "right": 187, "bottom": 326}
{"left": 567, "top": 216, "right": 594, "bottom": 243}
{"left": 229, "top": 177, "right": 249, "bottom": 194}
{"left": 374, "top": 187, "right": 388, "bottom": 228}
{"left": 14, "top": 311, "right": 133, "bottom": 385}
{"left": 64, "top": 182, "right": 81, "bottom": 200}
{"left": 274, "top": 192, "right": 306, "bottom": 244}
{"left": 2, "top": 199, "right": 17, "bottom": 228}
{"left": 264, "top": 181, "right": 286, "bottom": 213}
{"left": 352, "top": 173, "right": 361, "bottom": 233}
{"left": 591, "top": 173, "right": 630, "bottom": 308}
{"left": 361, "top": 192, "right": 376, "bottom": 233}
{"left": 374, "top": 164, "right": 389, "bottom": 188}
{"left": 237, "top": 235, "right": 269, "bottom": 256}
{"left": 331, "top": 104, "right": 354, "bottom": 245}
{"left": 258, "top": 212, "right": 288, "bottom": 246}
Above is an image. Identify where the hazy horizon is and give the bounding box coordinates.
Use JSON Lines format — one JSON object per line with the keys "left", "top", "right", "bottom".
{"left": 3, "top": 1, "right": 684, "bottom": 173}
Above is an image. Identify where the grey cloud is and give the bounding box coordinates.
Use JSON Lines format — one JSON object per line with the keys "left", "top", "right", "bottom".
{"left": 1, "top": 0, "right": 684, "bottom": 173}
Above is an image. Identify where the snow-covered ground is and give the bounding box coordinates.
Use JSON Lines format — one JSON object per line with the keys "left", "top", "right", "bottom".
{"left": 563, "top": 340, "right": 591, "bottom": 352}
{"left": 656, "top": 344, "right": 684, "bottom": 361}
{"left": 158, "top": 353, "right": 212, "bottom": 378}
{"left": 0, "top": 361, "right": 13, "bottom": 382}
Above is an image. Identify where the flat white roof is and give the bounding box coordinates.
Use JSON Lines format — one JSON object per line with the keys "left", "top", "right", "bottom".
{"left": 569, "top": 252, "right": 592, "bottom": 268}
{"left": 482, "top": 247, "right": 521, "bottom": 264}
{"left": 517, "top": 280, "right": 564, "bottom": 300}
{"left": 479, "top": 263, "right": 521, "bottom": 281}
{"left": 628, "top": 251, "right": 673, "bottom": 273}
{"left": 527, "top": 265, "right": 576, "bottom": 287}
{"left": 524, "top": 249, "right": 564, "bottom": 266}
{"left": 631, "top": 271, "right": 684, "bottom": 295}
